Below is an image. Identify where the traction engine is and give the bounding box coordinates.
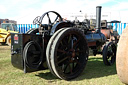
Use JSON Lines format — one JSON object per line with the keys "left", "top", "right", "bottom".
{"left": 11, "top": 6, "right": 117, "bottom": 80}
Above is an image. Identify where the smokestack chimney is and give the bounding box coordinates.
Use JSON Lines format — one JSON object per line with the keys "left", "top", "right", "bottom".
{"left": 96, "top": 6, "right": 102, "bottom": 33}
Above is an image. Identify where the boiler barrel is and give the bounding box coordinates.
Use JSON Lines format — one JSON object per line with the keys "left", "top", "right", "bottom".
{"left": 85, "top": 33, "right": 106, "bottom": 43}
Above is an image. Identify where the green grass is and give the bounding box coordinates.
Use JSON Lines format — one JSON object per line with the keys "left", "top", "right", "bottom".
{"left": 0, "top": 45, "right": 124, "bottom": 85}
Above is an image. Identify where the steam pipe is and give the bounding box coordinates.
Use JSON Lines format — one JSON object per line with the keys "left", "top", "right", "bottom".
{"left": 96, "top": 6, "right": 102, "bottom": 33}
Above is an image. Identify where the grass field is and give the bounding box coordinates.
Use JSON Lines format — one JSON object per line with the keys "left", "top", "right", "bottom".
{"left": 0, "top": 45, "right": 124, "bottom": 85}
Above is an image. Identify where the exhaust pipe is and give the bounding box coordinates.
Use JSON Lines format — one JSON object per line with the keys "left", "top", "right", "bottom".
{"left": 96, "top": 6, "right": 102, "bottom": 33}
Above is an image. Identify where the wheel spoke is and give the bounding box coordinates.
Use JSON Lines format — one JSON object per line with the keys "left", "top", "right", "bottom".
{"left": 63, "top": 62, "right": 69, "bottom": 73}
{"left": 76, "top": 49, "right": 85, "bottom": 53}
{"left": 72, "top": 62, "right": 75, "bottom": 70}
{"left": 74, "top": 57, "right": 80, "bottom": 65}
{"left": 68, "top": 34, "right": 71, "bottom": 41}
{"left": 65, "top": 35, "right": 72, "bottom": 50}
{"left": 73, "top": 38, "right": 80, "bottom": 49}
{"left": 58, "top": 56, "right": 69, "bottom": 64}
{"left": 68, "top": 34, "right": 72, "bottom": 44}
{"left": 57, "top": 49, "right": 67, "bottom": 53}
{"left": 111, "top": 56, "right": 115, "bottom": 61}
{"left": 108, "top": 55, "right": 115, "bottom": 64}
{"left": 62, "top": 37, "right": 68, "bottom": 45}
{"left": 47, "top": 13, "right": 51, "bottom": 24}
{"left": 112, "top": 45, "right": 116, "bottom": 54}
{"left": 69, "top": 63, "right": 73, "bottom": 73}
{"left": 59, "top": 41, "right": 68, "bottom": 50}
{"left": 53, "top": 16, "right": 59, "bottom": 23}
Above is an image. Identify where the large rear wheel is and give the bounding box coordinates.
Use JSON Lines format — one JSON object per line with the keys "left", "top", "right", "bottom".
{"left": 26, "top": 28, "right": 39, "bottom": 34}
{"left": 46, "top": 28, "right": 65, "bottom": 77}
{"left": 46, "top": 28, "right": 89, "bottom": 80}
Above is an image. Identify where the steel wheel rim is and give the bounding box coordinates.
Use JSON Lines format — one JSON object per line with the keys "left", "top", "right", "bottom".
{"left": 24, "top": 41, "right": 42, "bottom": 68}
{"left": 40, "top": 11, "right": 63, "bottom": 25}
{"left": 107, "top": 43, "right": 116, "bottom": 65}
{"left": 54, "top": 31, "right": 88, "bottom": 79}
{"left": 46, "top": 28, "right": 65, "bottom": 77}
{"left": 9, "top": 38, "right": 11, "bottom": 44}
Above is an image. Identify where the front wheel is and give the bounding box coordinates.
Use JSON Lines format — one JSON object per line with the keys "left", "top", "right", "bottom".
{"left": 6, "top": 36, "right": 11, "bottom": 46}
{"left": 102, "top": 42, "right": 116, "bottom": 66}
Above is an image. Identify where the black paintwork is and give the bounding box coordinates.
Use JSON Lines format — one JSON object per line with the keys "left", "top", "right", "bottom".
{"left": 11, "top": 6, "right": 107, "bottom": 73}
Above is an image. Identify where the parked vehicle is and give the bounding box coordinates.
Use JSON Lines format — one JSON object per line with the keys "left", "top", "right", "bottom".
{"left": 0, "top": 23, "right": 18, "bottom": 46}
{"left": 11, "top": 6, "right": 117, "bottom": 80}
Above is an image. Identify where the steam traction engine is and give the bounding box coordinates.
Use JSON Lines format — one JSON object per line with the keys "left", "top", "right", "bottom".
{"left": 11, "top": 6, "right": 117, "bottom": 80}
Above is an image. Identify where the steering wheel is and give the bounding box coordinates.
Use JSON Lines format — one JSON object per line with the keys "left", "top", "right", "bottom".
{"left": 33, "top": 16, "right": 41, "bottom": 25}
{"left": 39, "top": 11, "right": 63, "bottom": 26}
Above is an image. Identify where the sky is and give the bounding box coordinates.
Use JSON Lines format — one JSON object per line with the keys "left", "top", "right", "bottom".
{"left": 0, "top": 0, "right": 128, "bottom": 24}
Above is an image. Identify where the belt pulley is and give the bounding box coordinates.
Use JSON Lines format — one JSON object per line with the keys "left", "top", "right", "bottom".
{"left": 23, "top": 41, "right": 42, "bottom": 73}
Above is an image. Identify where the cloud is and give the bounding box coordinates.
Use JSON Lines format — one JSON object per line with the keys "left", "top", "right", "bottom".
{"left": 0, "top": 5, "right": 7, "bottom": 14}
{"left": 101, "top": 1, "right": 128, "bottom": 22}
{"left": 120, "top": 11, "right": 128, "bottom": 23}
{"left": 14, "top": 0, "right": 113, "bottom": 24}
{"left": 1, "top": 0, "right": 128, "bottom": 23}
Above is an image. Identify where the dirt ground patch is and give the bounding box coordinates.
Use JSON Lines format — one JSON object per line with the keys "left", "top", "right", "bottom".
{"left": 0, "top": 45, "right": 11, "bottom": 50}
